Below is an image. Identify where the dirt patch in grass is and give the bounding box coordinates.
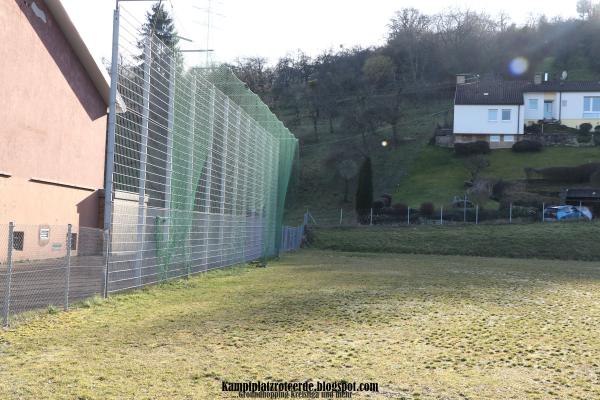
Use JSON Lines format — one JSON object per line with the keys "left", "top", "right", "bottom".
{"left": 0, "top": 251, "right": 599, "bottom": 399}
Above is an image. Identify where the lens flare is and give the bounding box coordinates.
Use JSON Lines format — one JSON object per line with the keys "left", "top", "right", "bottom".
{"left": 509, "top": 57, "right": 529, "bottom": 76}
{"left": 381, "top": 140, "right": 389, "bottom": 147}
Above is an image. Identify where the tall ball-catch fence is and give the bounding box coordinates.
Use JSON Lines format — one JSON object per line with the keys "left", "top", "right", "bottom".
{"left": 104, "top": 7, "right": 297, "bottom": 293}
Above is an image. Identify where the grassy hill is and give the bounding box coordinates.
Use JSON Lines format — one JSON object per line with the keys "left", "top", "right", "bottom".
{"left": 282, "top": 101, "right": 600, "bottom": 223}
{"left": 394, "top": 145, "right": 600, "bottom": 208}
{"left": 282, "top": 99, "right": 453, "bottom": 223}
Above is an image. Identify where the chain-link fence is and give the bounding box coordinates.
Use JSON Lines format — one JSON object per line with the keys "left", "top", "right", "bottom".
{"left": 0, "top": 223, "right": 105, "bottom": 326}
{"left": 103, "top": 7, "right": 298, "bottom": 294}
{"left": 305, "top": 202, "right": 594, "bottom": 227}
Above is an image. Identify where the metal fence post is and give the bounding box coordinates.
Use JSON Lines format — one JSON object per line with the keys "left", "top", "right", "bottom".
{"left": 579, "top": 201, "right": 583, "bottom": 221}
{"left": 134, "top": 35, "right": 153, "bottom": 288}
{"left": 64, "top": 224, "right": 72, "bottom": 311}
{"left": 542, "top": 202, "right": 545, "bottom": 222}
{"left": 440, "top": 206, "right": 443, "bottom": 225}
{"left": 369, "top": 208, "right": 373, "bottom": 226}
{"left": 103, "top": 229, "right": 110, "bottom": 298}
{"left": 463, "top": 194, "right": 467, "bottom": 223}
{"left": 339, "top": 208, "right": 343, "bottom": 225}
{"left": 509, "top": 203, "right": 513, "bottom": 224}
{"left": 475, "top": 205, "right": 479, "bottom": 225}
{"left": 407, "top": 207, "right": 410, "bottom": 225}
{"left": 3, "top": 222, "right": 14, "bottom": 327}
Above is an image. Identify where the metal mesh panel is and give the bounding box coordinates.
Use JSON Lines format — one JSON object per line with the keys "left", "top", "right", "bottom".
{"left": 105, "top": 8, "right": 297, "bottom": 293}
{"left": 0, "top": 224, "right": 105, "bottom": 325}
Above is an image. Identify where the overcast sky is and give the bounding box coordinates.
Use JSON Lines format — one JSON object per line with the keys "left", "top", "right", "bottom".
{"left": 62, "top": 0, "right": 579, "bottom": 66}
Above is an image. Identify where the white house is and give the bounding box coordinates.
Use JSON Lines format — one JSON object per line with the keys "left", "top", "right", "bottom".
{"left": 453, "top": 74, "right": 600, "bottom": 149}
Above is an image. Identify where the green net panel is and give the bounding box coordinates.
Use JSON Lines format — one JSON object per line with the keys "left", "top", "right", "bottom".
{"left": 106, "top": 9, "right": 298, "bottom": 293}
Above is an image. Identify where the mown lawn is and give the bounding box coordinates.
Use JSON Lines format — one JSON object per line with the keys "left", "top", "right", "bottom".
{"left": 394, "top": 146, "right": 600, "bottom": 207}
{"left": 311, "top": 222, "right": 600, "bottom": 261}
{"left": 1, "top": 250, "right": 600, "bottom": 399}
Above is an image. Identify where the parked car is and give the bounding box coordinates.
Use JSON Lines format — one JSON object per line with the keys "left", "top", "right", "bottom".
{"left": 543, "top": 205, "right": 593, "bottom": 221}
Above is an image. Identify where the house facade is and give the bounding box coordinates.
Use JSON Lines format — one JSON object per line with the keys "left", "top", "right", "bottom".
{"left": 0, "top": 0, "right": 110, "bottom": 257}
{"left": 453, "top": 74, "right": 600, "bottom": 148}
{"left": 522, "top": 81, "right": 600, "bottom": 128}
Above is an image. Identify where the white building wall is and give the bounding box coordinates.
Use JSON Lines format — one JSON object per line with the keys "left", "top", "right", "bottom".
{"left": 454, "top": 105, "right": 523, "bottom": 135}
{"left": 523, "top": 92, "right": 544, "bottom": 121}
{"left": 560, "top": 92, "right": 600, "bottom": 119}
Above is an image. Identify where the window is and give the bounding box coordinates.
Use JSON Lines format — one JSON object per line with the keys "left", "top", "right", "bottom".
{"left": 13, "top": 231, "right": 24, "bottom": 251}
{"left": 488, "top": 109, "right": 498, "bottom": 122}
{"left": 490, "top": 135, "right": 501, "bottom": 142}
{"left": 584, "top": 96, "right": 600, "bottom": 117}
{"left": 504, "top": 135, "right": 515, "bottom": 142}
{"left": 501, "top": 109, "right": 511, "bottom": 121}
{"left": 528, "top": 99, "right": 538, "bottom": 110}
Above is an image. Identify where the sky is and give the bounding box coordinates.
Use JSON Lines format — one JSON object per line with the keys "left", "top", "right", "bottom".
{"left": 62, "top": 0, "right": 580, "bottom": 66}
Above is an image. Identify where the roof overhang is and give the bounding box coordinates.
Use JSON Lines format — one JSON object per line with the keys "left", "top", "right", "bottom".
{"left": 44, "top": 0, "right": 126, "bottom": 113}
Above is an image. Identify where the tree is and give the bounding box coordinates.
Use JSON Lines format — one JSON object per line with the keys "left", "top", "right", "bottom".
{"left": 337, "top": 159, "right": 359, "bottom": 202}
{"left": 387, "top": 8, "right": 433, "bottom": 83}
{"left": 355, "top": 157, "right": 374, "bottom": 219}
{"left": 577, "top": 0, "right": 600, "bottom": 19}
{"left": 230, "top": 57, "right": 273, "bottom": 99}
{"left": 141, "top": 2, "right": 179, "bottom": 48}
{"left": 140, "top": 1, "right": 179, "bottom": 207}
{"left": 463, "top": 155, "right": 490, "bottom": 182}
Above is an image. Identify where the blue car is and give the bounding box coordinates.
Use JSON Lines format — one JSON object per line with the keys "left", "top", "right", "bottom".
{"left": 543, "top": 205, "right": 592, "bottom": 221}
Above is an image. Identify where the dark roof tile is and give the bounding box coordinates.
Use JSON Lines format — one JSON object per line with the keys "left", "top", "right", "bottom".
{"left": 523, "top": 81, "right": 600, "bottom": 92}
{"left": 455, "top": 80, "right": 529, "bottom": 105}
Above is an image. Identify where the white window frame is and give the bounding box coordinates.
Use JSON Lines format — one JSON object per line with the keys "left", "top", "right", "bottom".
{"left": 490, "top": 135, "right": 501, "bottom": 143}
{"left": 488, "top": 109, "right": 498, "bottom": 122}
{"left": 504, "top": 135, "right": 515, "bottom": 142}
{"left": 528, "top": 99, "right": 538, "bottom": 110}
{"left": 501, "top": 109, "right": 511, "bottom": 122}
{"left": 583, "top": 96, "right": 600, "bottom": 118}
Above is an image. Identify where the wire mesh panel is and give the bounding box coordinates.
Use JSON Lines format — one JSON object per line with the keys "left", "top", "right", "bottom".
{"left": 0, "top": 224, "right": 105, "bottom": 325}
{"left": 105, "top": 8, "right": 297, "bottom": 293}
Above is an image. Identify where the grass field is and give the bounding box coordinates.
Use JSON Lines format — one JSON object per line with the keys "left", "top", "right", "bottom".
{"left": 394, "top": 146, "right": 600, "bottom": 207}
{"left": 310, "top": 222, "right": 600, "bottom": 261}
{"left": 1, "top": 250, "right": 600, "bottom": 399}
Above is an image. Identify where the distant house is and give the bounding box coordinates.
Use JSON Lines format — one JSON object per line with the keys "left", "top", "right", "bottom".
{"left": 453, "top": 73, "right": 600, "bottom": 148}
{"left": 0, "top": 0, "right": 111, "bottom": 252}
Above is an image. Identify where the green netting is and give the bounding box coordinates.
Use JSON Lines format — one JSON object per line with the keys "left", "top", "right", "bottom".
{"left": 205, "top": 66, "right": 298, "bottom": 257}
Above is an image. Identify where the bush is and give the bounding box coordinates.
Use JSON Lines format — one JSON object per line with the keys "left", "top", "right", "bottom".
{"left": 491, "top": 179, "right": 508, "bottom": 201}
{"left": 381, "top": 194, "right": 392, "bottom": 207}
{"left": 420, "top": 202, "right": 435, "bottom": 218}
{"left": 454, "top": 141, "right": 490, "bottom": 156}
{"left": 595, "top": 125, "right": 600, "bottom": 133}
{"left": 538, "top": 163, "right": 600, "bottom": 183}
{"left": 512, "top": 139, "right": 543, "bottom": 153}
{"left": 524, "top": 123, "right": 541, "bottom": 134}
{"left": 579, "top": 123, "right": 593, "bottom": 134}
{"left": 595, "top": 133, "right": 600, "bottom": 146}
{"left": 391, "top": 203, "right": 408, "bottom": 216}
{"left": 578, "top": 132, "right": 592, "bottom": 143}
{"left": 372, "top": 200, "right": 385, "bottom": 211}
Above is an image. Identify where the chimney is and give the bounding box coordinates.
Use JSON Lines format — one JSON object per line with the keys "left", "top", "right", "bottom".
{"left": 456, "top": 74, "right": 466, "bottom": 84}
{"left": 534, "top": 73, "right": 542, "bottom": 85}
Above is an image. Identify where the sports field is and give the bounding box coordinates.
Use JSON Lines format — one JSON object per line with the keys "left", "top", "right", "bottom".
{"left": 1, "top": 250, "right": 599, "bottom": 399}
